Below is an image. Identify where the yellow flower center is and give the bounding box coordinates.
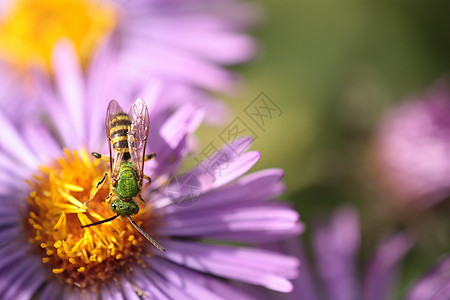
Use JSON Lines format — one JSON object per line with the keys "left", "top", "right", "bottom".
{"left": 25, "top": 149, "right": 160, "bottom": 288}
{"left": 0, "top": 0, "right": 117, "bottom": 72}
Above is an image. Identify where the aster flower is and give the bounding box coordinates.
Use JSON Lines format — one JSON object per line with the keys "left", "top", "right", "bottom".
{"left": 371, "top": 84, "right": 450, "bottom": 209}
{"left": 261, "top": 206, "right": 414, "bottom": 300}
{"left": 405, "top": 256, "right": 450, "bottom": 300}
{"left": 0, "top": 41, "right": 300, "bottom": 298}
{"left": 0, "top": 0, "right": 258, "bottom": 94}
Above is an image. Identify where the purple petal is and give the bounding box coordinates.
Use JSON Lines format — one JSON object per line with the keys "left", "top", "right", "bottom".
{"left": 51, "top": 41, "right": 87, "bottom": 147}
{"left": 101, "top": 282, "right": 125, "bottom": 300}
{"left": 406, "top": 256, "right": 450, "bottom": 300}
{"left": 0, "top": 240, "right": 29, "bottom": 270}
{"left": 119, "top": 41, "right": 238, "bottom": 93}
{"left": 186, "top": 137, "right": 259, "bottom": 192}
{"left": 132, "top": 25, "right": 257, "bottom": 64}
{"left": 149, "top": 257, "right": 262, "bottom": 300}
{"left": 159, "top": 168, "right": 285, "bottom": 212}
{"left": 38, "top": 281, "right": 64, "bottom": 300}
{"left": 266, "top": 238, "right": 321, "bottom": 300}
{"left": 132, "top": 265, "right": 190, "bottom": 300}
{"left": 151, "top": 102, "right": 204, "bottom": 177}
{"left": 0, "top": 207, "right": 20, "bottom": 228}
{"left": 119, "top": 274, "right": 141, "bottom": 300}
{"left": 313, "top": 206, "right": 361, "bottom": 300}
{"left": 0, "top": 226, "right": 20, "bottom": 243}
{"left": 157, "top": 240, "right": 298, "bottom": 292}
{"left": 22, "top": 125, "right": 61, "bottom": 164}
{"left": 160, "top": 203, "right": 300, "bottom": 243}
{"left": 0, "top": 110, "right": 38, "bottom": 169}
{"left": 2, "top": 256, "right": 46, "bottom": 300}
{"left": 362, "top": 232, "right": 415, "bottom": 300}
{"left": 0, "top": 255, "right": 40, "bottom": 294}
{"left": 86, "top": 40, "right": 122, "bottom": 149}
{"left": 160, "top": 103, "right": 204, "bottom": 150}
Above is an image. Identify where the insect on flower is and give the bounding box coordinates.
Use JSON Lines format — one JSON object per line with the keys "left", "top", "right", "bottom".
{"left": 82, "top": 98, "right": 165, "bottom": 251}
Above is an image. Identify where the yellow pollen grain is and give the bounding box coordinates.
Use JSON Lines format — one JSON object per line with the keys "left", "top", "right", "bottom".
{"left": 77, "top": 267, "right": 85, "bottom": 272}
{"left": 32, "top": 224, "right": 44, "bottom": 231}
{"left": 42, "top": 257, "right": 50, "bottom": 263}
{"left": 69, "top": 258, "right": 76, "bottom": 264}
{"left": 116, "top": 254, "right": 123, "bottom": 260}
{"left": 52, "top": 268, "right": 65, "bottom": 274}
{"left": 62, "top": 241, "right": 70, "bottom": 254}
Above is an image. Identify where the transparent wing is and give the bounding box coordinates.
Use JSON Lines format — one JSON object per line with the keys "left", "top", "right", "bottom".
{"left": 127, "top": 98, "right": 149, "bottom": 178}
{"left": 106, "top": 99, "right": 125, "bottom": 176}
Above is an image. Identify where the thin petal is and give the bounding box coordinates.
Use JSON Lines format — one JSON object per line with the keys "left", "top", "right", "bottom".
{"left": 313, "top": 206, "right": 361, "bottom": 300}
{"left": 362, "top": 232, "right": 415, "bottom": 300}
{"left": 52, "top": 40, "right": 86, "bottom": 146}
{"left": 157, "top": 240, "right": 298, "bottom": 292}
{"left": 160, "top": 204, "right": 300, "bottom": 243}
{"left": 150, "top": 257, "right": 262, "bottom": 300}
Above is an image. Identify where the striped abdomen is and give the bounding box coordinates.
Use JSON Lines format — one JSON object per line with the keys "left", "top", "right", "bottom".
{"left": 109, "top": 112, "right": 132, "bottom": 160}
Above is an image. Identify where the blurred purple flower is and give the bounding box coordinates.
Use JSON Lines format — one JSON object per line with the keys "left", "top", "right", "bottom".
{"left": 372, "top": 84, "right": 450, "bottom": 209}
{"left": 0, "top": 0, "right": 259, "bottom": 94}
{"left": 405, "top": 256, "right": 450, "bottom": 300}
{"left": 0, "top": 41, "right": 301, "bottom": 299}
{"left": 115, "top": 0, "right": 260, "bottom": 94}
{"left": 262, "top": 206, "right": 414, "bottom": 300}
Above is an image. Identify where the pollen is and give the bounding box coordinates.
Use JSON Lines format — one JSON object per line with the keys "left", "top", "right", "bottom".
{"left": 25, "top": 149, "right": 159, "bottom": 289}
{"left": 0, "top": 0, "right": 118, "bottom": 72}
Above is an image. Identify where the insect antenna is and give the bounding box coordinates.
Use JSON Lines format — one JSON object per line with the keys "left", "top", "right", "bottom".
{"left": 127, "top": 216, "right": 166, "bottom": 252}
{"left": 81, "top": 214, "right": 120, "bottom": 228}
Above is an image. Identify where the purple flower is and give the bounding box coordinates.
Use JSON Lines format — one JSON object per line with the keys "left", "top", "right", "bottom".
{"left": 405, "top": 256, "right": 450, "bottom": 300}
{"left": 0, "top": 41, "right": 301, "bottom": 298}
{"left": 262, "top": 206, "right": 414, "bottom": 300}
{"left": 0, "top": 0, "right": 258, "bottom": 94}
{"left": 371, "top": 84, "right": 450, "bottom": 209}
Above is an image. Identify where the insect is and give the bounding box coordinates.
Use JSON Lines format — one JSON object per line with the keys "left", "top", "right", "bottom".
{"left": 82, "top": 98, "right": 165, "bottom": 252}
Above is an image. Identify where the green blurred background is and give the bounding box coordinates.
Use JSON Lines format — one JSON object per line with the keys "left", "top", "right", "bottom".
{"left": 199, "top": 0, "right": 450, "bottom": 296}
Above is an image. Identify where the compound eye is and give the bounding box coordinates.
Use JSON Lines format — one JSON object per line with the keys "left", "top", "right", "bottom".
{"left": 110, "top": 203, "right": 117, "bottom": 210}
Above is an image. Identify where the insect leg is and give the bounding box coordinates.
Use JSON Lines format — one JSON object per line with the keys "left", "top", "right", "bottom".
{"left": 84, "top": 172, "right": 109, "bottom": 206}
{"left": 143, "top": 174, "right": 152, "bottom": 183}
{"left": 136, "top": 193, "right": 146, "bottom": 206}
{"left": 91, "top": 152, "right": 111, "bottom": 162}
{"left": 144, "top": 153, "right": 156, "bottom": 161}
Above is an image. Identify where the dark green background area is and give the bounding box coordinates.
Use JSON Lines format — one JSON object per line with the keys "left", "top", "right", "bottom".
{"left": 199, "top": 0, "right": 450, "bottom": 297}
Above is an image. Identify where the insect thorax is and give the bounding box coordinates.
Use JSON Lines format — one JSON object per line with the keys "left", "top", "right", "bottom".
{"left": 114, "top": 162, "right": 140, "bottom": 200}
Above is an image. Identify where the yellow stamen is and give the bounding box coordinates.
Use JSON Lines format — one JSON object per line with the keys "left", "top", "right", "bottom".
{"left": 25, "top": 148, "right": 160, "bottom": 288}
{"left": 0, "top": 0, "right": 118, "bottom": 72}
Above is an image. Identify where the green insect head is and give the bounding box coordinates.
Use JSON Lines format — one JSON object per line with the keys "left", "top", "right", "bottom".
{"left": 109, "top": 198, "right": 139, "bottom": 216}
